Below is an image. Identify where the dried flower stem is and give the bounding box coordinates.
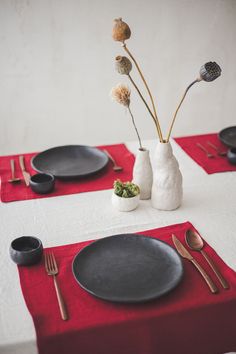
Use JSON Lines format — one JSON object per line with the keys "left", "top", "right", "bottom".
{"left": 122, "top": 43, "right": 163, "bottom": 142}
{"left": 166, "top": 79, "right": 201, "bottom": 142}
{"left": 127, "top": 106, "right": 143, "bottom": 150}
{"left": 128, "top": 74, "right": 160, "bottom": 137}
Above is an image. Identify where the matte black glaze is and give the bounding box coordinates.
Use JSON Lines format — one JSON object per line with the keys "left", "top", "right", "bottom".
{"left": 10, "top": 236, "right": 43, "bottom": 265}
{"left": 227, "top": 148, "right": 236, "bottom": 165}
{"left": 30, "top": 173, "right": 55, "bottom": 194}
{"left": 219, "top": 126, "right": 236, "bottom": 148}
{"left": 72, "top": 234, "right": 183, "bottom": 303}
{"left": 31, "top": 145, "right": 109, "bottom": 179}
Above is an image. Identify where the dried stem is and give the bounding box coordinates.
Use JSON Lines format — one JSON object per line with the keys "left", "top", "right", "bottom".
{"left": 128, "top": 74, "right": 160, "bottom": 138}
{"left": 123, "top": 42, "right": 163, "bottom": 142}
{"left": 127, "top": 106, "right": 143, "bottom": 150}
{"left": 166, "top": 79, "right": 201, "bottom": 142}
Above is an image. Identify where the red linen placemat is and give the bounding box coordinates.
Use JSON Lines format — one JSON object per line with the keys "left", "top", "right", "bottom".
{"left": 0, "top": 144, "right": 134, "bottom": 202}
{"left": 18, "top": 221, "right": 236, "bottom": 354}
{"left": 174, "top": 133, "right": 236, "bottom": 174}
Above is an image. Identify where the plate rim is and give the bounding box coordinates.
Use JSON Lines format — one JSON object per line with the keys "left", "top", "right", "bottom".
{"left": 218, "top": 126, "right": 236, "bottom": 148}
{"left": 31, "top": 145, "right": 109, "bottom": 178}
{"left": 72, "top": 233, "right": 184, "bottom": 303}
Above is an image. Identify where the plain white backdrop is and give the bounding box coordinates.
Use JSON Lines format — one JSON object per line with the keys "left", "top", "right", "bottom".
{"left": 0, "top": 0, "right": 236, "bottom": 154}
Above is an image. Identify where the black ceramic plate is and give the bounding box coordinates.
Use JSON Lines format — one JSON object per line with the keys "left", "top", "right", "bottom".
{"left": 31, "top": 145, "right": 109, "bottom": 179}
{"left": 219, "top": 126, "right": 236, "bottom": 148}
{"left": 72, "top": 234, "right": 183, "bottom": 303}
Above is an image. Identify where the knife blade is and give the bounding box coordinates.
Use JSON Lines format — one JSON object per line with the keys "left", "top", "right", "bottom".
{"left": 172, "top": 234, "right": 193, "bottom": 260}
{"left": 19, "top": 156, "right": 31, "bottom": 187}
{"left": 172, "top": 234, "right": 218, "bottom": 294}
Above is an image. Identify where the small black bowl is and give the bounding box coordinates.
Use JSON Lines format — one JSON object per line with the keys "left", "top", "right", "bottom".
{"left": 30, "top": 173, "right": 55, "bottom": 194}
{"left": 10, "top": 236, "right": 43, "bottom": 265}
{"left": 227, "top": 147, "right": 236, "bottom": 165}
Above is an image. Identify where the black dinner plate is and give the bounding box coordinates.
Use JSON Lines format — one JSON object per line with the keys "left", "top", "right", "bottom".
{"left": 72, "top": 234, "right": 183, "bottom": 303}
{"left": 219, "top": 126, "right": 236, "bottom": 148}
{"left": 31, "top": 145, "right": 109, "bottom": 179}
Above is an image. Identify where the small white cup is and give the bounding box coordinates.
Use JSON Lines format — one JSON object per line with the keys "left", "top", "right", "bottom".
{"left": 112, "top": 192, "right": 140, "bottom": 212}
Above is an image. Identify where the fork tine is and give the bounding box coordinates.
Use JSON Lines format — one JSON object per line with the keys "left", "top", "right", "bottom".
{"left": 51, "top": 253, "right": 58, "bottom": 272}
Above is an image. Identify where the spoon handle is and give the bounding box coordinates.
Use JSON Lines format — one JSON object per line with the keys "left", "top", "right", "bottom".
{"left": 191, "top": 259, "right": 218, "bottom": 293}
{"left": 201, "top": 250, "right": 229, "bottom": 289}
{"left": 10, "top": 159, "right": 15, "bottom": 179}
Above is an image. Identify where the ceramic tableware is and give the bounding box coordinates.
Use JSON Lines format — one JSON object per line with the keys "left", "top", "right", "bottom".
{"left": 227, "top": 148, "right": 236, "bottom": 165}
{"left": 31, "top": 145, "right": 109, "bottom": 179}
{"left": 30, "top": 173, "right": 55, "bottom": 194}
{"left": 10, "top": 236, "right": 43, "bottom": 266}
{"left": 219, "top": 126, "right": 236, "bottom": 148}
{"left": 72, "top": 234, "right": 183, "bottom": 303}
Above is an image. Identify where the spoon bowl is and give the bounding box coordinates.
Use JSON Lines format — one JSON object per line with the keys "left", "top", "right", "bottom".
{"left": 185, "top": 229, "right": 229, "bottom": 289}
{"left": 185, "top": 229, "right": 204, "bottom": 251}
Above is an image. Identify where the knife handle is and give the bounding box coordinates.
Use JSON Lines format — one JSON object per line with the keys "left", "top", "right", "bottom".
{"left": 201, "top": 250, "right": 229, "bottom": 289}
{"left": 19, "top": 156, "right": 26, "bottom": 171}
{"left": 191, "top": 259, "right": 218, "bottom": 294}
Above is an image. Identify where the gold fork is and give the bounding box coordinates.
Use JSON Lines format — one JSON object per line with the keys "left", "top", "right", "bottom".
{"left": 44, "top": 253, "right": 68, "bottom": 320}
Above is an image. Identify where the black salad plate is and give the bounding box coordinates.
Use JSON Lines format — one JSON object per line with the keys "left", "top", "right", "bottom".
{"left": 219, "top": 126, "right": 236, "bottom": 148}
{"left": 72, "top": 234, "right": 183, "bottom": 303}
{"left": 31, "top": 145, "right": 109, "bottom": 179}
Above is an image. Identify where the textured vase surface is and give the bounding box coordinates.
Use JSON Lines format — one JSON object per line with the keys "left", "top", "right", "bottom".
{"left": 151, "top": 142, "right": 183, "bottom": 210}
{"left": 133, "top": 148, "right": 153, "bottom": 200}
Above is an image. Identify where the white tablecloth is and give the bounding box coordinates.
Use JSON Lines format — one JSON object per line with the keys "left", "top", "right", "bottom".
{"left": 0, "top": 139, "right": 236, "bottom": 354}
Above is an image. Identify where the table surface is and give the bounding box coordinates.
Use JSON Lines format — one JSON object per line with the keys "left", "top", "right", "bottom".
{"left": 1, "top": 139, "right": 236, "bottom": 354}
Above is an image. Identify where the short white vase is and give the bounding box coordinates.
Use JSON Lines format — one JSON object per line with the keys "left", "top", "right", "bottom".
{"left": 112, "top": 192, "right": 140, "bottom": 212}
{"left": 151, "top": 141, "right": 183, "bottom": 210}
{"left": 132, "top": 148, "right": 153, "bottom": 200}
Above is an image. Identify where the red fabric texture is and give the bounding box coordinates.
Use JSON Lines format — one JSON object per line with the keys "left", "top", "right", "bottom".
{"left": 174, "top": 133, "right": 236, "bottom": 174}
{"left": 0, "top": 144, "right": 134, "bottom": 202}
{"left": 18, "top": 221, "right": 236, "bottom": 354}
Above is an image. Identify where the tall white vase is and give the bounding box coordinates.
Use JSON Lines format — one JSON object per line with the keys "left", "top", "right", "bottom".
{"left": 151, "top": 141, "right": 183, "bottom": 210}
{"left": 133, "top": 148, "right": 153, "bottom": 200}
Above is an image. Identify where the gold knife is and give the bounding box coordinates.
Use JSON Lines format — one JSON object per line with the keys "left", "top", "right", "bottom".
{"left": 19, "top": 156, "right": 31, "bottom": 187}
{"left": 172, "top": 234, "right": 218, "bottom": 294}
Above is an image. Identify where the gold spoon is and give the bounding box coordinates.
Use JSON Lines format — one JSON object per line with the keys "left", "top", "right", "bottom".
{"left": 8, "top": 159, "right": 21, "bottom": 183}
{"left": 185, "top": 229, "right": 229, "bottom": 289}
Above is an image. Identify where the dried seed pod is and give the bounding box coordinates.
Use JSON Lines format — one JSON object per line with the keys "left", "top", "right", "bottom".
{"left": 111, "top": 84, "right": 131, "bottom": 107}
{"left": 199, "top": 62, "right": 221, "bottom": 82}
{"left": 112, "top": 18, "right": 131, "bottom": 42}
{"left": 115, "top": 56, "right": 132, "bottom": 75}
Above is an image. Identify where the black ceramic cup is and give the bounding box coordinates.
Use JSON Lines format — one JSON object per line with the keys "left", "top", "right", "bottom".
{"left": 227, "top": 148, "right": 236, "bottom": 165}
{"left": 10, "top": 236, "right": 43, "bottom": 265}
{"left": 29, "top": 173, "right": 55, "bottom": 194}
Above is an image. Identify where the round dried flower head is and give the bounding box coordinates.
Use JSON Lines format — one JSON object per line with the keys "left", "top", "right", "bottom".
{"left": 112, "top": 18, "right": 131, "bottom": 42}
{"left": 111, "top": 84, "right": 131, "bottom": 107}
{"left": 199, "top": 62, "right": 222, "bottom": 82}
{"left": 115, "top": 56, "right": 132, "bottom": 75}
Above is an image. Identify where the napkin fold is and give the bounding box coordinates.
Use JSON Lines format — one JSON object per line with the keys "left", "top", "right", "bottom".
{"left": 0, "top": 144, "right": 134, "bottom": 202}
{"left": 18, "top": 221, "right": 236, "bottom": 354}
{"left": 174, "top": 133, "right": 236, "bottom": 174}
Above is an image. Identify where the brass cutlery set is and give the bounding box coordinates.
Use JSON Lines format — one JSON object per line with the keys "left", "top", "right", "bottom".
{"left": 196, "top": 142, "right": 227, "bottom": 158}
{"left": 44, "top": 253, "right": 68, "bottom": 321}
{"left": 8, "top": 156, "right": 31, "bottom": 186}
{"left": 172, "top": 230, "right": 229, "bottom": 293}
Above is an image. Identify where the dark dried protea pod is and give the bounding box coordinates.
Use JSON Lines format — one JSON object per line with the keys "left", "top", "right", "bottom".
{"left": 199, "top": 62, "right": 222, "bottom": 82}
{"left": 115, "top": 56, "right": 132, "bottom": 75}
{"left": 112, "top": 18, "right": 131, "bottom": 42}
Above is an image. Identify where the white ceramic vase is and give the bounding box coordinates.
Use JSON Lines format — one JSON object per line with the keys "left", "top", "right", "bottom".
{"left": 112, "top": 192, "right": 140, "bottom": 212}
{"left": 132, "top": 148, "right": 153, "bottom": 200}
{"left": 151, "top": 141, "right": 183, "bottom": 210}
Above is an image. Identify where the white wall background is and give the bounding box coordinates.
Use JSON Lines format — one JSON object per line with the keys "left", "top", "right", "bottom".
{"left": 0, "top": 0, "right": 235, "bottom": 154}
